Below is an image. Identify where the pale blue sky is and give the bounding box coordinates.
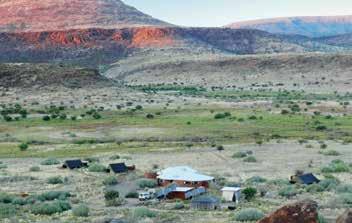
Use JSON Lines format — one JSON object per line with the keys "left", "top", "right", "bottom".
{"left": 123, "top": 0, "right": 352, "bottom": 27}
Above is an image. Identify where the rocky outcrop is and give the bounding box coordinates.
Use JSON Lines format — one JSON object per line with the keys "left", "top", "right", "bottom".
{"left": 336, "top": 209, "right": 352, "bottom": 223}
{"left": 258, "top": 200, "right": 319, "bottom": 223}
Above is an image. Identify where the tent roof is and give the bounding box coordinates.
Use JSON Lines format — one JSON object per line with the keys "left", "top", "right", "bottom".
{"left": 298, "top": 173, "right": 320, "bottom": 185}
{"left": 221, "top": 187, "right": 241, "bottom": 192}
{"left": 64, "top": 160, "right": 83, "bottom": 169}
{"left": 109, "top": 163, "right": 128, "bottom": 173}
{"left": 157, "top": 166, "right": 214, "bottom": 182}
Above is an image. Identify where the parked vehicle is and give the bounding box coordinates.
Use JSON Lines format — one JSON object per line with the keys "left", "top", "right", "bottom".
{"left": 139, "top": 191, "right": 152, "bottom": 201}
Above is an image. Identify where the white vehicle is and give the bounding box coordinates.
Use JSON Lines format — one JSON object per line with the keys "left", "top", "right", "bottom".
{"left": 138, "top": 192, "right": 152, "bottom": 201}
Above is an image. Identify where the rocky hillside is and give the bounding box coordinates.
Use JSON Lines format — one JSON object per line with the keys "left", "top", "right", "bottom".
{"left": 106, "top": 53, "right": 352, "bottom": 93}
{"left": 227, "top": 16, "right": 352, "bottom": 37}
{"left": 0, "top": 27, "right": 343, "bottom": 67}
{"left": 0, "top": 0, "right": 169, "bottom": 32}
{"left": 0, "top": 63, "right": 111, "bottom": 88}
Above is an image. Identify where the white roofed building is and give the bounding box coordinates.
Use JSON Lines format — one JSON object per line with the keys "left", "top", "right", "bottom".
{"left": 157, "top": 166, "right": 214, "bottom": 188}
{"left": 221, "top": 187, "right": 241, "bottom": 203}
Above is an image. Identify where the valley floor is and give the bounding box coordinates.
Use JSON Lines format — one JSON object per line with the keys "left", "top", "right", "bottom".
{"left": 0, "top": 86, "right": 351, "bottom": 222}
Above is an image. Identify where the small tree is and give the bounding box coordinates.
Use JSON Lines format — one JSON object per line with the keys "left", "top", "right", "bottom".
{"left": 242, "top": 187, "right": 257, "bottom": 201}
{"left": 19, "top": 143, "right": 28, "bottom": 151}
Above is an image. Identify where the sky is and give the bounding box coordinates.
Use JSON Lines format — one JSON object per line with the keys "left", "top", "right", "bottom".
{"left": 123, "top": 0, "right": 352, "bottom": 27}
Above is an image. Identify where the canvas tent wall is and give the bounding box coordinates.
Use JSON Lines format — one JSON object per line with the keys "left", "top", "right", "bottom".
{"left": 221, "top": 187, "right": 241, "bottom": 203}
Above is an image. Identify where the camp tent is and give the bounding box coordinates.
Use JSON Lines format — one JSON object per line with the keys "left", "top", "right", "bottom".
{"left": 290, "top": 173, "right": 320, "bottom": 185}
{"left": 221, "top": 187, "right": 241, "bottom": 203}
{"left": 109, "top": 163, "right": 128, "bottom": 173}
{"left": 63, "top": 160, "right": 86, "bottom": 169}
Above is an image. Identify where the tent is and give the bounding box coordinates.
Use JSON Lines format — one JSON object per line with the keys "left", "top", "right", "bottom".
{"left": 290, "top": 173, "right": 320, "bottom": 185}
{"left": 109, "top": 163, "right": 128, "bottom": 173}
{"left": 298, "top": 173, "right": 320, "bottom": 185}
{"left": 221, "top": 187, "right": 241, "bottom": 203}
{"left": 63, "top": 160, "right": 86, "bottom": 169}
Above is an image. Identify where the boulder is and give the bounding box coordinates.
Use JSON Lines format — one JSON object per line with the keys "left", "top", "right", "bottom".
{"left": 336, "top": 209, "right": 352, "bottom": 223}
{"left": 258, "top": 200, "right": 319, "bottom": 223}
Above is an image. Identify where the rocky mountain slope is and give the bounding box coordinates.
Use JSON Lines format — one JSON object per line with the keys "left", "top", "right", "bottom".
{"left": 0, "top": 0, "right": 169, "bottom": 32}
{"left": 0, "top": 27, "right": 344, "bottom": 67}
{"left": 227, "top": 16, "right": 352, "bottom": 37}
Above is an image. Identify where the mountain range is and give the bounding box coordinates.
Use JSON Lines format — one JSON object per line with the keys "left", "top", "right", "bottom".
{"left": 0, "top": 0, "right": 352, "bottom": 70}
{"left": 226, "top": 15, "right": 352, "bottom": 38}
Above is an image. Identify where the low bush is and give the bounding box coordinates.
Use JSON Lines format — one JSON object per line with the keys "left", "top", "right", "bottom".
{"left": 234, "top": 208, "right": 264, "bottom": 222}
{"left": 242, "top": 187, "right": 257, "bottom": 201}
{"left": 105, "top": 198, "right": 125, "bottom": 207}
{"left": 232, "top": 151, "right": 248, "bottom": 159}
{"left": 31, "top": 200, "right": 71, "bottom": 215}
{"left": 102, "top": 176, "right": 118, "bottom": 186}
{"left": 88, "top": 163, "right": 106, "bottom": 172}
{"left": 138, "top": 179, "right": 157, "bottom": 189}
{"left": 40, "top": 158, "right": 60, "bottom": 165}
{"left": 104, "top": 190, "right": 119, "bottom": 201}
{"left": 321, "top": 160, "right": 350, "bottom": 173}
{"left": 173, "top": 202, "right": 184, "bottom": 210}
{"left": 47, "top": 176, "right": 63, "bottom": 184}
{"left": 338, "top": 193, "right": 352, "bottom": 205}
{"left": 279, "top": 185, "right": 298, "bottom": 198}
{"left": 125, "top": 191, "right": 139, "bottom": 199}
{"left": 320, "top": 150, "right": 340, "bottom": 156}
{"left": 243, "top": 156, "right": 257, "bottom": 163}
{"left": 133, "top": 207, "right": 157, "bottom": 218}
{"left": 337, "top": 184, "right": 352, "bottom": 194}
{"left": 19, "top": 143, "right": 28, "bottom": 151}
{"left": 72, "top": 204, "right": 89, "bottom": 217}
{"left": 29, "top": 166, "right": 40, "bottom": 172}
{"left": 0, "top": 203, "right": 16, "bottom": 219}
{"left": 36, "top": 191, "right": 71, "bottom": 202}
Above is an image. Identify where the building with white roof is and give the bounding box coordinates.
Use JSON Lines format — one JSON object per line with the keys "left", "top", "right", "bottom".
{"left": 157, "top": 166, "right": 214, "bottom": 188}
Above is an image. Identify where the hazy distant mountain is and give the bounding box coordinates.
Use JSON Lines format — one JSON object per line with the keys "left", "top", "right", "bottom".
{"left": 0, "top": 0, "right": 170, "bottom": 32}
{"left": 227, "top": 16, "right": 352, "bottom": 37}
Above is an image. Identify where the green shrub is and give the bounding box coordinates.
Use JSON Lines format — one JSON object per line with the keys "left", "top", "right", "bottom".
{"left": 42, "top": 115, "right": 51, "bottom": 121}
{"left": 0, "top": 193, "right": 15, "bottom": 203}
{"left": 242, "top": 187, "right": 257, "bottom": 201}
{"left": 306, "top": 184, "right": 324, "bottom": 193}
{"left": 133, "top": 207, "right": 157, "bottom": 218}
{"left": 279, "top": 185, "right": 298, "bottom": 198}
{"left": 11, "top": 197, "right": 28, "bottom": 206}
{"left": 40, "top": 158, "right": 60, "bottom": 165}
{"left": 109, "top": 155, "right": 120, "bottom": 160}
{"left": 0, "top": 164, "right": 7, "bottom": 169}
{"left": 138, "top": 179, "right": 157, "bottom": 189}
{"left": 173, "top": 202, "right": 184, "bottom": 210}
{"left": 318, "top": 213, "right": 328, "bottom": 223}
{"left": 36, "top": 191, "right": 71, "bottom": 201}
{"left": 105, "top": 198, "right": 125, "bottom": 207}
{"left": 88, "top": 163, "right": 106, "bottom": 172}
{"left": 320, "top": 150, "right": 340, "bottom": 156}
{"left": 235, "top": 208, "right": 264, "bottom": 222}
{"left": 232, "top": 151, "right": 248, "bottom": 159}
{"left": 47, "top": 176, "right": 63, "bottom": 184}
{"left": 72, "top": 204, "right": 89, "bottom": 217}
{"left": 0, "top": 203, "right": 16, "bottom": 219}
{"left": 321, "top": 160, "right": 350, "bottom": 173}
{"left": 338, "top": 193, "right": 352, "bottom": 205}
{"left": 103, "top": 176, "right": 118, "bottom": 186}
{"left": 243, "top": 156, "right": 257, "bottom": 163}
{"left": 31, "top": 200, "right": 71, "bottom": 215}
{"left": 246, "top": 176, "right": 267, "bottom": 184}
{"left": 318, "top": 179, "right": 339, "bottom": 191}
{"left": 19, "top": 143, "right": 28, "bottom": 151}
{"left": 104, "top": 190, "right": 119, "bottom": 201}
{"left": 29, "top": 166, "right": 40, "bottom": 172}
{"left": 337, "top": 184, "right": 352, "bottom": 194}
{"left": 125, "top": 191, "right": 139, "bottom": 199}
